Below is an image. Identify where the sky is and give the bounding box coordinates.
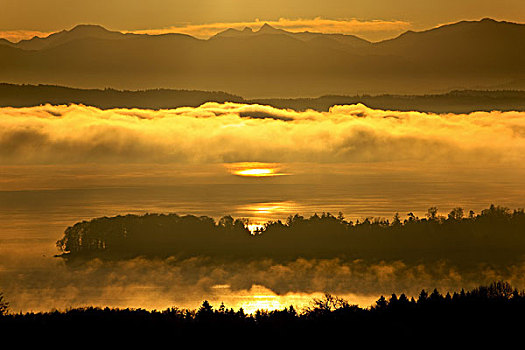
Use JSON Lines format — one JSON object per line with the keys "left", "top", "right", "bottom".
{"left": 1, "top": 0, "right": 525, "bottom": 41}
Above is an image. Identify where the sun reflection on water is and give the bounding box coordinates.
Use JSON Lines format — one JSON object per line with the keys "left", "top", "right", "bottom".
{"left": 225, "top": 162, "right": 289, "bottom": 177}
{"left": 237, "top": 201, "right": 301, "bottom": 224}
{"left": 209, "top": 285, "right": 377, "bottom": 314}
{"left": 246, "top": 224, "right": 266, "bottom": 234}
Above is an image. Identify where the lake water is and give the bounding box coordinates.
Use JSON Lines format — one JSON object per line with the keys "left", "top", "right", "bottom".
{"left": 3, "top": 162, "right": 525, "bottom": 252}
{"left": 1, "top": 161, "right": 525, "bottom": 312}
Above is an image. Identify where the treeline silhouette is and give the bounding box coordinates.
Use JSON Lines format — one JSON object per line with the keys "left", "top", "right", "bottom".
{"left": 257, "top": 89, "right": 525, "bottom": 113}
{"left": 0, "top": 83, "right": 243, "bottom": 109}
{"left": 56, "top": 205, "right": 525, "bottom": 267}
{"left": 2, "top": 83, "right": 525, "bottom": 113}
{"left": 1, "top": 282, "right": 524, "bottom": 342}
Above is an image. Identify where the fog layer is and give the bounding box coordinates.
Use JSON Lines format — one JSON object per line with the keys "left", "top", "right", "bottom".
{"left": 1, "top": 103, "right": 524, "bottom": 165}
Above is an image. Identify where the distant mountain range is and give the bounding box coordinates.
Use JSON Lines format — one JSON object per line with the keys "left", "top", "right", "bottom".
{"left": 1, "top": 19, "right": 524, "bottom": 97}
{"left": 2, "top": 83, "right": 524, "bottom": 114}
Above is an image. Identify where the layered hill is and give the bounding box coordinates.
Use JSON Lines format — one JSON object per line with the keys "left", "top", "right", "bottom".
{"left": 1, "top": 19, "right": 524, "bottom": 97}
{"left": 1, "top": 83, "right": 525, "bottom": 113}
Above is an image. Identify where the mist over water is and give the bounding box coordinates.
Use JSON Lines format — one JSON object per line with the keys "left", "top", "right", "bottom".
{"left": 2, "top": 163, "right": 525, "bottom": 312}
{"left": 1, "top": 103, "right": 525, "bottom": 312}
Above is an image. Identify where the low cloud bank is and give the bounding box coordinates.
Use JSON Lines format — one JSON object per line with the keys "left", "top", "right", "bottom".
{"left": 0, "top": 29, "right": 53, "bottom": 43}
{"left": 128, "top": 18, "right": 411, "bottom": 40}
{"left": 0, "top": 18, "right": 410, "bottom": 43}
{"left": 1, "top": 103, "right": 524, "bottom": 165}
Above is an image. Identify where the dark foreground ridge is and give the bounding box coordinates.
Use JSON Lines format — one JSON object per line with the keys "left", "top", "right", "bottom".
{"left": 2, "top": 83, "right": 525, "bottom": 113}
{"left": 1, "top": 282, "right": 524, "bottom": 343}
{"left": 56, "top": 205, "right": 525, "bottom": 268}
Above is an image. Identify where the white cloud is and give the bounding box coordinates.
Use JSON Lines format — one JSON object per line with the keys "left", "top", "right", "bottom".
{"left": 0, "top": 103, "right": 523, "bottom": 165}
{"left": 127, "top": 17, "right": 411, "bottom": 40}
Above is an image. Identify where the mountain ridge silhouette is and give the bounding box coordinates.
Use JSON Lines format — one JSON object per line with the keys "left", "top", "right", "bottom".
{"left": 0, "top": 18, "right": 523, "bottom": 97}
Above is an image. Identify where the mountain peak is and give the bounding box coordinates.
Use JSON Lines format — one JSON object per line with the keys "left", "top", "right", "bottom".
{"left": 212, "top": 24, "right": 283, "bottom": 39}
{"left": 480, "top": 17, "right": 497, "bottom": 23}
{"left": 12, "top": 24, "right": 125, "bottom": 50}
{"left": 67, "top": 24, "right": 112, "bottom": 34}
{"left": 258, "top": 23, "right": 281, "bottom": 33}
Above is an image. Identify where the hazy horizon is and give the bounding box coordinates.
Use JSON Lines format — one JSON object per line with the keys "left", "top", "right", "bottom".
{"left": 2, "top": 0, "right": 525, "bottom": 42}
{"left": 4, "top": 17, "right": 523, "bottom": 44}
{"left": 3, "top": 17, "right": 525, "bottom": 98}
